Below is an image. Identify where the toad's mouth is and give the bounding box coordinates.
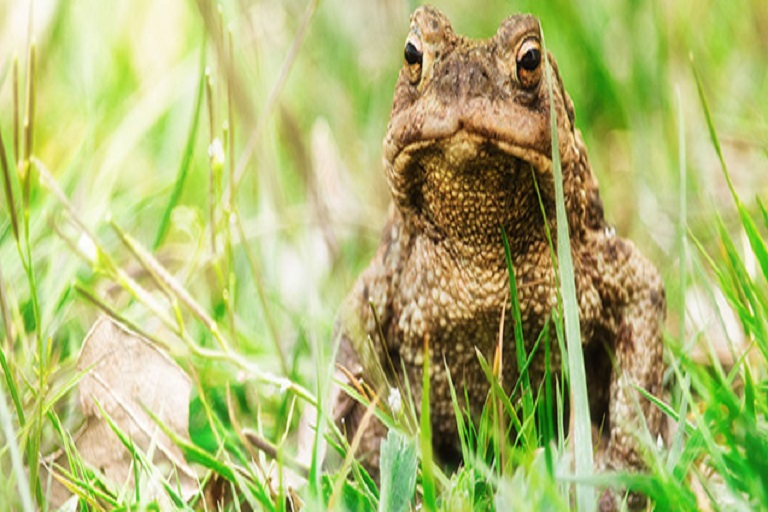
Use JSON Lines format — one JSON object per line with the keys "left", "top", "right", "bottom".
{"left": 387, "top": 129, "right": 552, "bottom": 179}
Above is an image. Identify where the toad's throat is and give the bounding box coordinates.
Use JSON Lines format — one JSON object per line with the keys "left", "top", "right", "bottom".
{"left": 395, "top": 138, "right": 546, "bottom": 247}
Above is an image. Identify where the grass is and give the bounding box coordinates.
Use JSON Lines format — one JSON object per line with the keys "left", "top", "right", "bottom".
{"left": 1, "top": 0, "right": 767, "bottom": 510}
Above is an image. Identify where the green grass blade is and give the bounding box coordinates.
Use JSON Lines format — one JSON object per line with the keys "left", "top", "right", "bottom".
{"left": 542, "top": 28, "right": 595, "bottom": 512}
{"left": 668, "top": 87, "right": 690, "bottom": 472}
{"left": 146, "top": 402, "right": 235, "bottom": 480}
{"left": 19, "top": 39, "right": 45, "bottom": 506}
{"left": 0, "top": 125, "right": 20, "bottom": 243}
{"left": 715, "top": 217, "right": 768, "bottom": 358}
{"left": 692, "top": 59, "right": 768, "bottom": 286}
{"left": 153, "top": 40, "right": 207, "bottom": 250}
{"left": 738, "top": 207, "right": 768, "bottom": 286}
{"left": 501, "top": 226, "right": 535, "bottom": 446}
{"left": 758, "top": 197, "right": 768, "bottom": 230}
{"left": 419, "top": 337, "right": 436, "bottom": 510}
{"left": 541, "top": 327, "right": 554, "bottom": 477}
{"left": 94, "top": 401, "right": 191, "bottom": 509}
{"left": 634, "top": 383, "right": 694, "bottom": 436}
{"left": 0, "top": 324, "right": 25, "bottom": 427}
{"left": 742, "top": 362, "right": 755, "bottom": 420}
{"left": 0, "top": 383, "right": 35, "bottom": 512}
{"left": 445, "top": 360, "right": 470, "bottom": 462}
{"left": 475, "top": 348, "right": 523, "bottom": 436}
{"left": 306, "top": 361, "right": 326, "bottom": 508}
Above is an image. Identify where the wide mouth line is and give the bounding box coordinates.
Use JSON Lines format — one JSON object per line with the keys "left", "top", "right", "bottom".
{"left": 392, "top": 128, "right": 551, "bottom": 169}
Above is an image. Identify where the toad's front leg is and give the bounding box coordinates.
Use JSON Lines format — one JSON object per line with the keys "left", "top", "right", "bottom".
{"left": 592, "top": 236, "right": 666, "bottom": 510}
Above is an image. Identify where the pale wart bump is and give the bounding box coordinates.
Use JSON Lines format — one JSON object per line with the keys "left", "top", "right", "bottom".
{"left": 412, "top": 307, "right": 423, "bottom": 327}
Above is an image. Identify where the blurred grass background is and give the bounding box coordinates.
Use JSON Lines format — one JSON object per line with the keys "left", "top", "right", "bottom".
{"left": 0, "top": 0, "right": 767, "bottom": 509}
{"left": 2, "top": 0, "right": 765, "bottom": 354}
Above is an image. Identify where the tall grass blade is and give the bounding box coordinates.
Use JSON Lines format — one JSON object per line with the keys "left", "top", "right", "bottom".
{"left": 226, "top": 28, "right": 236, "bottom": 213}
{"left": 205, "top": 68, "right": 218, "bottom": 257}
{"left": 501, "top": 226, "right": 535, "bottom": 446}
{"left": 445, "top": 360, "right": 470, "bottom": 462}
{"left": 12, "top": 57, "right": 19, "bottom": 163}
{"left": 420, "top": 336, "right": 436, "bottom": 510}
{"left": 0, "top": 129, "right": 25, "bottom": 437}
{"left": 542, "top": 27, "right": 594, "bottom": 511}
{"left": 233, "top": 215, "right": 288, "bottom": 375}
{"left": 0, "top": 127, "right": 20, "bottom": 243}
{"left": 541, "top": 328, "right": 554, "bottom": 477}
{"left": 0, "top": 384, "right": 35, "bottom": 512}
{"left": 758, "top": 197, "right": 768, "bottom": 230}
{"left": 692, "top": 60, "right": 768, "bottom": 285}
{"left": 0, "top": 277, "right": 25, "bottom": 426}
{"left": 22, "top": 44, "right": 36, "bottom": 220}
{"left": 154, "top": 40, "right": 207, "bottom": 249}
{"left": 668, "top": 87, "right": 690, "bottom": 472}
{"left": 95, "top": 402, "right": 191, "bottom": 509}
{"left": 19, "top": 38, "right": 45, "bottom": 505}
{"left": 329, "top": 397, "right": 380, "bottom": 509}
{"left": 475, "top": 348, "right": 524, "bottom": 435}
{"left": 715, "top": 218, "right": 768, "bottom": 358}
{"left": 229, "top": 0, "right": 318, "bottom": 192}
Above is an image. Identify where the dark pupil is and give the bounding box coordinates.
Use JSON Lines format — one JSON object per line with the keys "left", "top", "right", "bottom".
{"left": 404, "top": 42, "right": 423, "bottom": 66}
{"left": 518, "top": 48, "right": 541, "bottom": 71}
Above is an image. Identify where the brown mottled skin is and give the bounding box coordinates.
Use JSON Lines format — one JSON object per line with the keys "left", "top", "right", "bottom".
{"left": 331, "top": 6, "right": 665, "bottom": 510}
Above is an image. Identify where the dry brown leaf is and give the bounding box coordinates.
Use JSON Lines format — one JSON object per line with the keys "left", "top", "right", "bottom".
{"left": 47, "top": 316, "right": 197, "bottom": 507}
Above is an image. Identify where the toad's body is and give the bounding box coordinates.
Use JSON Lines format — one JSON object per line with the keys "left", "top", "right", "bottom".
{"left": 332, "top": 7, "right": 664, "bottom": 510}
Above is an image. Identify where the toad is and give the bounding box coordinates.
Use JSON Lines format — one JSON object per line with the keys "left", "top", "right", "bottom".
{"left": 331, "top": 6, "right": 665, "bottom": 510}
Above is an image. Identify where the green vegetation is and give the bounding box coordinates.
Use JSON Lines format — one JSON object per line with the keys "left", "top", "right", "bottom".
{"left": 1, "top": 0, "right": 767, "bottom": 510}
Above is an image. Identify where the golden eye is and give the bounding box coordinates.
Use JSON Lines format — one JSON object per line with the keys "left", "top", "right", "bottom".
{"left": 404, "top": 34, "right": 424, "bottom": 84}
{"left": 515, "top": 37, "right": 542, "bottom": 89}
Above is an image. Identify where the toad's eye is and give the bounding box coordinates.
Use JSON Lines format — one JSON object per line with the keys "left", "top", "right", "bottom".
{"left": 403, "top": 35, "right": 424, "bottom": 84}
{"left": 515, "top": 37, "right": 542, "bottom": 89}
{"left": 518, "top": 45, "right": 540, "bottom": 71}
{"left": 404, "top": 41, "right": 422, "bottom": 66}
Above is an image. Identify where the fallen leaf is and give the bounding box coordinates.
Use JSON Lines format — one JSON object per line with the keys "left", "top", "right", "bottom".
{"left": 47, "top": 316, "right": 197, "bottom": 507}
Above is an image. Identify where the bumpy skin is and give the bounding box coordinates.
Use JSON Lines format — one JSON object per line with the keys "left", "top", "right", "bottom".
{"left": 332, "top": 7, "right": 664, "bottom": 510}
